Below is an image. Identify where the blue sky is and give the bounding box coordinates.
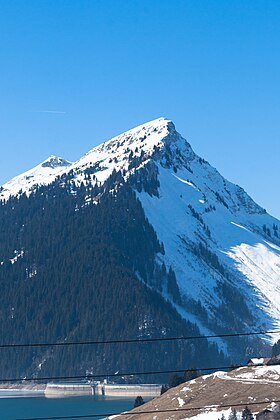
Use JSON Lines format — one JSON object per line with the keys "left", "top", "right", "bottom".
{"left": 0, "top": 0, "right": 280, "bottom": 217}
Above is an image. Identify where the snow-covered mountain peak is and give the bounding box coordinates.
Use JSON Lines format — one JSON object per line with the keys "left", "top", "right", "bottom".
{"left": 68, "top": 117, "right": 187, "bottom": 184}
{"left": 76, "top": 116, "right": 176, "bottom": 163}
{"left": 102, "top": 116, "right": 174, "bottom": 147}
{"left": 0, "top": 155, "right": 72, "bottom": 201}
{"left": 41, "top": 155, "right": 72, "bottom": 169}
{"left": 0, "top": 118, "right": 184, "bottom": 201}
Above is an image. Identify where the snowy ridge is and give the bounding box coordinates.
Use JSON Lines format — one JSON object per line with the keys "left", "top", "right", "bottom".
{"left": 0, "top": 118, "right": 172, "bottom": 199}
{"left": 0, "top": 156, "right": 72, "bottom": 200}
{"left": 65, "top": 117, "right": 178, "bottom": 185}
{"left": 1, "top": 117, "right": 280, "bottom": 347}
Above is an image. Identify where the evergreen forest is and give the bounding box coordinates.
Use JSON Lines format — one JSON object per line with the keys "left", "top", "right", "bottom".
{"left": 0, "top": 173, "right": 227, "bottom": 383}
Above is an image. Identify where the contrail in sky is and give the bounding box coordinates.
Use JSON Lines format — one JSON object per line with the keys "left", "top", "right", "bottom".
{"left": 32, "top": 110, "right": 66, "bottom": 114}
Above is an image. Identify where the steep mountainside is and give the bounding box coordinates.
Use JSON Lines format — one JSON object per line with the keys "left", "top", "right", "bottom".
{"left": 0, "top": 173, "right": 226, "bottom": 380}
{"left": 0, "top": 117, "right": 279, "bottom": 378}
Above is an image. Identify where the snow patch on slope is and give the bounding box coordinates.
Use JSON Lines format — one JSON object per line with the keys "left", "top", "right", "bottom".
{"left": 225, "top": 242, "right": 280, "bottom": 331}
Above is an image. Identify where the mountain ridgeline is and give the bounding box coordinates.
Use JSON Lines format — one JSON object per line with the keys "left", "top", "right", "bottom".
{"left": 0, "top": 117, "right": 279, "bottom": 380}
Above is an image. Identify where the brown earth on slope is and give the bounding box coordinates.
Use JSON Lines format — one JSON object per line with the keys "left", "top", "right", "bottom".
{"left": 105, "top": 365, "right": 280, "bottom": 419}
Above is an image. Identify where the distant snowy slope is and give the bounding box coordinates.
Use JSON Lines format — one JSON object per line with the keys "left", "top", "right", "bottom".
{"left": 0, "top": 156, "right": 72, "bottom": 200}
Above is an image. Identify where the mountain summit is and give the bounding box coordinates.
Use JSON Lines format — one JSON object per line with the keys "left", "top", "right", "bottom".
{"left": 0, "top": 118, "right": 280, "bottom": 378}
{"left": 0, "top": 155, "right": 72, "bottom": 200}
{"left": 0, "top": 117, "right": 175, "bottom": 200}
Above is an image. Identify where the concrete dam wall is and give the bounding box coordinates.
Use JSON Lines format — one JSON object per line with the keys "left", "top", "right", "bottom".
{"left": 45, "top": 383, "right": 93, "bottom": 397}
{"left": 97, "top": 384, "right": 161, "bottom": 397}
{"left": 45, "top": 383, "right": 161, "bottom": 398}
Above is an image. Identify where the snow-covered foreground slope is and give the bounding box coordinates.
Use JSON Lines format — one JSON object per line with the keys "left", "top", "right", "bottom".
{"left": 1, "top": 117, "right": 280, "bottom": 348}
{"left": 107, "top": 365, "right": 280, "bottom": 419}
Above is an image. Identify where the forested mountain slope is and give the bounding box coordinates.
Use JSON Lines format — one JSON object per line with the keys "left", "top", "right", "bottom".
{"left": 0, "top": 175, "right": 226, "bottom": 379}
{"left": 0, "top": 117, "right": 279, "bottom": 378}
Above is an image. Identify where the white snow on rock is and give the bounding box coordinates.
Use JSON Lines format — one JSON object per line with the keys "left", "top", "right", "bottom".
{"left": 0, "top": 156, "right": 72, "bottom": 200}
{"left": 71, "top": 117, "right": 172, "bottom": 183}
{"left": 225, "top": 241, "right": 280, "bottom": 328}
{"left": 187, "top": 408, "right": 233, "bottom": 420}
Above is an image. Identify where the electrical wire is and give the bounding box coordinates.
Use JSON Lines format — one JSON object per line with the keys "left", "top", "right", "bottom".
{"left": 0, "top": 329, "right": 275, "bottom": 383}
{"left": 1, "top": 329, "right": 277, "bottom": 418}
{"left": 0, "top": 329, "right": 279, "bottom": 349}
{"left": 0, "top": 363, "right": 245, "bottom": 383}
{"left": 15, "top": 397, "right": 280, "bottom": 420}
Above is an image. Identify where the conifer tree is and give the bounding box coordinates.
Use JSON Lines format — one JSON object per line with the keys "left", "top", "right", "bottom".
{"left": 184, "top": 368, "right": 199, "bottom": 382}
{"left": 272, "top": 339, "right": 280, "bottom": 357}
{"left": 168, "top": 373, "right": 184, "bottom": 388}
{"left": 167, "top": 267, "right": 182, "bottom": 305}
{"left": 228, "top": 408, "right": 238, "bottom": 420}
{"left": 134, "top": 396, "right": 145, "bottom": 408}
{"left": 160, "top": 384, "right": 169, "bottom": 395}
{"left": 242, "top": 406, "right": 254, "bottom": 420}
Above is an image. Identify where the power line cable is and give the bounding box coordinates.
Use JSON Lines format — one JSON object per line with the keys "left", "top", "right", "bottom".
{"left": 0, "top": 329, "right": 279, "bottom": 349}
{"left": 0, "top": 363, "right": 246, "bottom": 383}
{"left": 15, "top": 397, "right": 280, "bottom": 420}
